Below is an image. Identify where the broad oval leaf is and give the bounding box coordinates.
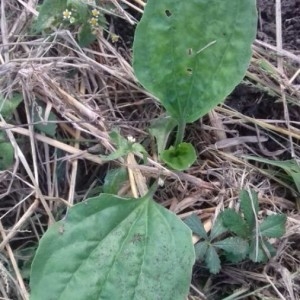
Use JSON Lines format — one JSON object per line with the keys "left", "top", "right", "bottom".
{"left": 30, "top": 194, "right": 195, "bottom": 300}
{"left": 161, "top": 142, "right": 196, "bottom": 171}
{"left": 133, "top": 0, "right": 257, "bottom": 123}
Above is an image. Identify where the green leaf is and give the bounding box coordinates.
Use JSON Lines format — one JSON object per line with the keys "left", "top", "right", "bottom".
{"left": 161, "top": 142, "right": 196, "bottom": 171}
{"left": 32, "top": 101, "right": 57, "bottom": 137}
{"left": 248, "top": 239, "right": 276, "bottom": 263}
{"left": 244, "top": 157, "right": 300, "bottom": 193}
{"left": 184, "top": 214, "right": 208, "bottom": 239}
{"left": 194, "top": 241, "right": 208, "bottom": 261}
{"left": 259, "top": 214, "right": 287, "bottom": 238}
{"left": 148, "top": 115, "right": 178, "bottom": 155}
{"left": 103, "top": 168, "right": 128, "bottom": 194}
{"left": 261, "top": 239, "right": 276, "bottom": 258}
{"left": 205, "top": 246, "right": 221, "bottom": 274}
{"left": 0, "top": 93, "right": 23, "bottom": 118}
{"left": 110, "top": 130, "right": 129, "bottom": 147}
{"left": 33, "top": 0, "right": 68, "bottom": 32}
{"left": 0, "top": 132, "right": 14, "bottom": 170}
{"left": 277, "top": 160, "right": 300, "bottom": 194}
{"left": 101, "top": 130, "right": 147, "bottom": 162}
{"left": 78, "top": 23, "right": 96, "bottom": 47}
{"left": 213, "top": 237, "right": 248, "bottom": 260}
{"left": 16, "top": 245, "right": 37, "bottom": 280}
{"left": 210, "top": 215, "right": 228, "bottom": 241}
{"left": 71, "top": 0, "right": 97, "bottom": 47}
{"left": 68, "top": 0, "right": 89, "bottom": 23}
{"left": 248, "top": 239, "right": 264, "bottom": 262}
{"left": 224, "top": 251, "right": 246, "bottom": 264}
{"left": 240, "top": 189, "right": 259, "bottom": 229}
{"left": 131, "top": 142, "right": 148, "bottom": 162}
{"left": 133, "top": 0, "right": 257, "bottom": 123}
{"left": 100, "top": 130, "right": 131, "bottom": 161}
{"left": 30, "top": 194, "right": 195, "bottom": 300}
{"left": 221, "top": 209, "right": 250, "bottom": 239}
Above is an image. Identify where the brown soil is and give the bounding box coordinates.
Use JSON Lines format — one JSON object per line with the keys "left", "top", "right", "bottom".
{"left": 257, "top": 0, "right": 300, "bottom": 51}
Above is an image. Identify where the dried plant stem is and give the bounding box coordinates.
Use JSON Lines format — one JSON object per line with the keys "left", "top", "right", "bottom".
{"left": 0, "top": 220, "right": 29, "bottom": 300}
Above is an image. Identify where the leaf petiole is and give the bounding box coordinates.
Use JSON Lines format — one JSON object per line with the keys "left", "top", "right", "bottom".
{"left": 175, "top": 119, "right": 186, "bottom": 146}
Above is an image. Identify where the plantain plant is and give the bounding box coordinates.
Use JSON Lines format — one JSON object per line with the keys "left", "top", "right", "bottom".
{"left": 30, "top": 1, "right": 257, "bottom": 299}
{"left": 133, "top": 0, "right": 257, "bottom": 170}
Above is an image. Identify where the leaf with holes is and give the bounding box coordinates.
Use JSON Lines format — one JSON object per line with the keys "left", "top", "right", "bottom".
{"left": 133, "top": 0, "right": 257, "bottom": 123}
{"left": 30, "top": 194, "right": 195, "bottom": 300}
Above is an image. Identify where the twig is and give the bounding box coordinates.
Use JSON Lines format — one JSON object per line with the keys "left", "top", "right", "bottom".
{"left": 0, "top": 221, "right": 29, "bottom": 300}
{"left": 0, "top": 121, "right": 104, "bottom": 165}
{"left": 68, "top": 130, "right": 80, "bottom": 206}
{"left": 275, "top": 0, "right": 294, "bottom": 157}
{"left": 0, "top": 200, "right": 39, "bottom": 251}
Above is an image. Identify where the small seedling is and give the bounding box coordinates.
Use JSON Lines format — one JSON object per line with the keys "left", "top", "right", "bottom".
{"left": 99, "top": 129, "right": 147, "bottom": 162}
{"left": 33, "top": 0, "right": 107, "bottom": 46}
{"left": 221, "top": 189, "right": 287, "bottom": 263}
{"left": 184, "top": 214, "right": 248, "bottom": 274}
{"left": 185, "top": 189, "right": 287, "bottom": 273}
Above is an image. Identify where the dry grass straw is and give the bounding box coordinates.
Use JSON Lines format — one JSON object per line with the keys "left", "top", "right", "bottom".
{"left": 0, "top": 0, "right": 299, "bottom": 299}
